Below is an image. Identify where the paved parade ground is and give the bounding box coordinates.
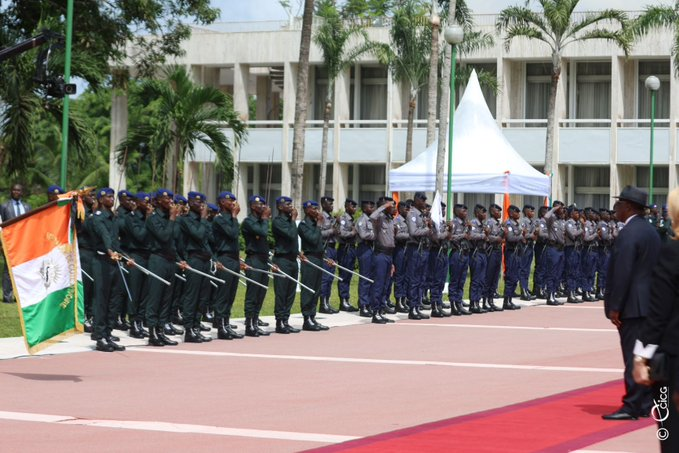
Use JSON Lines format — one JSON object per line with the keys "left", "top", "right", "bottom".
{"left": 0, "top": 299, "right": 660, "bottom": 452}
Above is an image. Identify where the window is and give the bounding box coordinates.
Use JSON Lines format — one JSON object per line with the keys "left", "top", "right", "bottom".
{"left": 576, "top": 62, "right": 611, "bottom": 127}
{"left": 314, "top": 66, "right": 330, "bottom": 121}
{"left": 525, "top": 62, "right": 551, "bottom": 125}
{"left": 638, "top": 60, "right": 670, "bottom": 120}
{"left": 636, "top": 166, "right": 669, "bottom": 207}
{"left": 356, "top": 164, "right": 386, "bottom": 202}
{"left": 573, "top": 166, "right": 610, "bottom": 208}
{"left": 360, "top": 66, "right": 387, "bottom": 125}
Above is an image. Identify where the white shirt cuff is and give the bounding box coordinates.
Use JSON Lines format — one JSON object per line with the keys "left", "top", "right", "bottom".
{"left": 633, "top": 340, "right": 658, "bottom": 359}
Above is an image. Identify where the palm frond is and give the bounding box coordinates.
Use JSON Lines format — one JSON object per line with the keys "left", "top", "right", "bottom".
{"left": 631, "top": 6, "right": 676, "bottom": 37}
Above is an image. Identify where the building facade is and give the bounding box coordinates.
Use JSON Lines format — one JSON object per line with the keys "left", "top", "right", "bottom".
{"left": 117, "top": 13, "right": 677, "bottom": 211}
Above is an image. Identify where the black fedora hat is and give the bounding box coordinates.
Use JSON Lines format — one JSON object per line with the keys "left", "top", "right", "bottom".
{"left": 614, "top": 185, "right": 648, "bottom": 208}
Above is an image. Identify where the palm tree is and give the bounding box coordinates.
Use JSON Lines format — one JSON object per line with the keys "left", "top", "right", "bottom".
{"left": 290, "top": 0, "right": 315, "bottom": 208}
{"left": 633, "top": 2, "right": 679, "bottom": 74}
{"left": 314, "top": 0, "right": 375, "bottom": 199}
{"left": 496, "top": 0, "right": 631, "bottom": 196}
{"left": 118, "top": 66, "right": 246, "bottom": 193}
{"left": 426, "top": 0, "right": 441, "bottom": 147}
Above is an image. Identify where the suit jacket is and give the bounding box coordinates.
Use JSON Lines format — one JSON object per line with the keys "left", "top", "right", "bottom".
{"left": 604, "top": 215, "right": 661, "bottom": 319}
{"left": 0, "top": 199, "right": 31, "bottom": 223}
{"left": 639, "top": 240, "right": 679, "bottom": 356}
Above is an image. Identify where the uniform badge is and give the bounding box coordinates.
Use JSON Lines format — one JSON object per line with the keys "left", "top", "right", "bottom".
{"left": 508, "top": 227, "right": 512, "bottom": 231}
{"left": 340, "top": 220, "right": 345, "bottom": 225}
{"left": 95, "top": 211, "right": 101, "bottom": 215}
{"left": 358, "top": 222, "right": 362, "bottom": 227}
{"left": 411, "top": 217, "right": 416, "bottom": 222}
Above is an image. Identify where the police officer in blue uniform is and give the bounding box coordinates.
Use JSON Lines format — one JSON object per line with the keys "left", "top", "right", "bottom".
{"left": 519, "top": 205, "right": 538, "bottom": 301}
{"left": 405, "top": 192, "right": 433, "bottom": 320}
{"left": 319, "top": 196, "right": 339, "bottom": 314}
{"left": 596, "top": 208, "right": 613, "bottom": 300}
{"left": 336, "top": 199, "right": 359, "bottom": 312}
{"left": 468, "top": 204, "right": 489, "bottom": 314}
{"left": 503, "top": 205, "right": 523, "bottom": 310}
{"left": 483, "top": 203, "right": 504, "bottom": 312}
{"left": 543, "top": 201, "right": 566, "bottom": 306}
{"left": 449, "top": 204, "right": 471, "bottom": 315}
{"left": 356, "top": 200, "right": 376, "bottom": 317}
{"left": 369, "top": 196, "right": 397, "bottom": 324}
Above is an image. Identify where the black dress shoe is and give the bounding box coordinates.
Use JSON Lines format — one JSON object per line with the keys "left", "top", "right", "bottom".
{"left": 302, "top": 316, "right": 321, "bottom": 331}
{"left": 106, "top": 337, "right": 125, "bottom": 351}
{"left": 95, "top": 340, "right": 115, "bottom": 352}
{"left": 196, "top": 329, "right": 212, "bottom": 342}
{"left": 382, "top": 305, "right": 397, "bottom": 315}
{"left": 275, "top": 320, "right": 291, "bottom": 334}
{"left": 371, "top": 314, "right": 387, "bottom": 324}
{"left": 359, "top": 305, "right": 372, "bottom": 318}
{"left": 257, "top": 318, "right": 269, "bottom": 327}
{"left": 108, "top": 334, "right": 120, "bottom": 342}
{"left": 602, "top": 410, "right": 638, "bottom": 421}
{"left": 283, "top": 320, "right": 300, "bottom": 333}
{"left": 184, "top": 330, "right": 203, "bottom": 343}
{"left": 311, "top": 317, "right": 329, "bottom": 330}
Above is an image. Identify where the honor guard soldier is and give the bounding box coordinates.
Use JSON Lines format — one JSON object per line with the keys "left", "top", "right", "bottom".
{"left": 298, "top": 201, "right": 331, "bottom": 331}
{"left": 145, "top": 189, "right": 187, "bottom": 346}
{"left": 405, "top": 192, "right": 433, "bottom": 320}
{"left": 319, "top": 196, "right": 339, "bottom": 314}
{"left": 336, "top": 199, "right": 359, "bottom": 312}
{"left": 519, "top": 205, "right": 538, "bottom": 301}
{"left": 429, "top": 202, "right": 451, "bottom": 317}
{"left": 90, "top": 188, "right": 126, "bottom": 352}
{"left": 212, "top": 192, "right": 245, "bottom": 340}
{"left": 564, "top": 206, "right": 583, "bottom": 303}
{"left": 483, "top": 204, "right": 504, "bottom": 312}
{"left": 356, "top": 200, "right": 376, "bottom": 317}
{"left": 122, "top": 191, "right": 152, "bottom": 339}
{"left": 369, "top": 197, "right": 397, "bottom": 324}
{"left": 580, "top": 208, "right": 599, "bottom": 301}
{"left": 468, "top": 204, "right": 489, "bottom": 313}
{"left": 241, "top": 195, "right": 272, "bottom": 337}
{"left": 392, "top": 201, "right": 411, "bottom": 313}
{"left": 533, "top": 206, "right": 549, "bottom": 299}
{"left": 596, "top": 208, "right": 613, "bottom": 300}
{"left": 76, "top": 187, "right": 96, "bottom": 332}
{"left": 176, "top": 192, "right": 213, "bottom": 343}
{"left": 449, "top": 204, "right": 472, "bottom": 315}
{"left": 502, "top": 205, "right": 523, "bottom": 310}
{"left": 111, "top": 189, "right": 136, "bottom": 332}
{"left": 47, "top": 185, "right": 65, "bottom": 202}
{"left": 543, "top": 201, "right": 566, "bottom": 305}
{"left": 272, "top": 196, "right": 302, "bottom": 334}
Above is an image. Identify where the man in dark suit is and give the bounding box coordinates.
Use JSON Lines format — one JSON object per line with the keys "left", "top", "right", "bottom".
{"left": 603, "top": 185, "right": 661, "bottom": 420}
{"left": 1, "top": 184, "right": 31, "bottom": 303}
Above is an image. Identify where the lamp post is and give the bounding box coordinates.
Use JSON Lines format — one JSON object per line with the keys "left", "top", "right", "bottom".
{"left": 443, "top": 24, "right": 464, "bottom": 221}
{"left": 645, "top": 75, "right": 660, "bottom": 205}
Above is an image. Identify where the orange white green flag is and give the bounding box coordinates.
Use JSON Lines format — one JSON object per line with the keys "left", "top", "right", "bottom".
{"left": 1, "top": 199, "right": 84, "bottom": 354}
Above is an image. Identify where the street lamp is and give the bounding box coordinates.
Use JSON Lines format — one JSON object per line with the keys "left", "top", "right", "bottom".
{"left": 444, "top": 24, "right": 464, "bottom": 220}
{"left": 645, "top": 75, "right": 660, "bottom": 205}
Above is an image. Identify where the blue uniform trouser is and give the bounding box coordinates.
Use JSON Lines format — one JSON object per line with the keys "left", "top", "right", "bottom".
{"left": 597, "top": 246, "right": 610, "bottom": 290}
{"left": 428, "top": 249, "right": 448, "bottom": 306}
{"left": 392, "top": 244, "right": 407, "bottom": 300}
{"left": 321, "top": 245, "right": 337, "bottom": 298}
{"left": 469, "top": 249, "right": 487, "bottom": 302}
{"left": 405, "top": 245, "right": 429, "bottom": 308}
{"left": 372, "top": 252, "right": 393, "bottom": 312}
{"left": 336, "top": 244, "right": 356, "bottom": 300}
{"left": 533, "top": 243, "right": 547, "bottom": 291}
{"left": 544, "top": 246, "right": 565, "bottom": 295}
{"left": 504, "top": 249, "right": 520, "bottom": 296}
{"left": 581, "top": 246, "right": 597, "bottom": 292}
{"left": 485, "top": 248, "right": 502, "bottom": 299}
{"left": 519, "top": 244, "right": 534, "bottom": 291}
{"left": 448, "top": 250, "right": 469, "bottom": 303}
{"left": 357, "top": 244, "right": 374, "bottom": 308}
{"left": 565, "top": 246, "right": 581, "bottom": 292}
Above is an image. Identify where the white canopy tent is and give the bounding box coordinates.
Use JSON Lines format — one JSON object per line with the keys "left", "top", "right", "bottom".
{"left": 389, "top": 70, "right": 550, "bottom": 196}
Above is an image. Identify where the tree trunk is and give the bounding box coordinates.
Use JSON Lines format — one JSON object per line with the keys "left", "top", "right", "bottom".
{"left": 165, "top": 121, "right": 179, "bottom": 192}
{"left": 290, "top": 0, "right": 315, "bottom": 209}
{"left": 545, "top": 55, "right": 561, "bottom": 199}
{"left": 403, "top": 93, "right": 417, "bottom": 200}
{"left": 319, "top": 89, "right": 332, "bottom": 199}
{"left": 435, "top": 1, "right": 456, "bottom": 202}
{"left": 426, "top": 2, "right": 440, "bottom": 147}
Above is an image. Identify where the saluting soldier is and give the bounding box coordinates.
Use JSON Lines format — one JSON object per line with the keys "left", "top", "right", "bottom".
{"left": 468, "top": 204, "right": 489, "bottom": 314}
{"left": 483, "top": 203, "right": 504, "bottom": 312}
{"left": 502, "top": 205, "right": 523, "bottom": 310}
{"left": 319, "top": 196, "right": 339, "bottom": 314}
{"left": 519, "top": 205, "right": 538, "bottom": 301}
{"left": 405, "top": 192, "right": 432, "bottom": 320}
{"left": 212, "top": 191, "right": 245, "bottom": 340}
{"left": 449, "top": 204, "right": 472, "bottom": 316}
{"left": 77, "top": 187, "right": 96, "bottom": 332}
{"left": 89, "top": 188, "right": 126, "bottom": 352}
{"left": 564, "top": 206, "right": 583, "bottom": 303}
{"left": 241, "top": 195, "right": 272, "bottom": 337}
{"left": 368, "top": 196, "right": 397, "bottom": 324}
{"left": 298, "top": 200, "right": 331, "bottom": 331}
{"left": 392, "top": 201, "right": 411, "bottom": 313}
{"left": 356, "top": 200, "right": 376, "bottom": 317}
{"left": 272, "top": 196, "right": 302, "bottom": 334}
{"left": 543, "top": 201, "right": 566, "bottom": 306}
{"left": 336, "top": 199, "right": 359, "bottom": 312}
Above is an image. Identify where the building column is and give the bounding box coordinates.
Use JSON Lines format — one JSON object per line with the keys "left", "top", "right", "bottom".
{"left": 109, "top": 69, "right": 128, "bottom": 193}
{"left": 256, "top": 76, "right": 270, "bottom": 121}
{"left": 333, "top": 67, "right": 351, "bottom": 203}
{"left": 233, "top": 63, "right": 250, "bottom": 122}
{"left": 609, "top": 56, "right": 624, "bottom": 206}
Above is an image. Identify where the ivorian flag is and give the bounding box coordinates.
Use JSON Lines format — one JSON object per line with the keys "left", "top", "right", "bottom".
{"left": 1, "top": 198, "right": 84, "bottom": 354}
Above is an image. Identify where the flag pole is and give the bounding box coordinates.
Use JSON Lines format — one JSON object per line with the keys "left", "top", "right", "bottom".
{"left": 59, "top": 0, "right": 74, "bottom": 187}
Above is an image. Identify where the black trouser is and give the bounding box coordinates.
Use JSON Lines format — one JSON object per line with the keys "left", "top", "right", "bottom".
{"left": 92, "top": 254, "right": 120, "bottom": 338}
{"left": 300, "top": 256, "right": 323, "bottom": 317}
{"left": 244, "top": 256, "right": 269, "bottom": 318}
{"left": 145, "top": 254, "right": 176, "bottom": 328}
{"left": 127, "top": 252, "right": 149, "bottom": 322}
{"left": 618, "top": 317, "right": 654, "bottom": 416}
{"left": 273, "top": 256, "right": 297, "bottom": 320}
{"left": 79, "top": 248, "right": 95, "bottom": 318}
{"left": 182, "top": 256, "right": 209, "bottom": 330}
{"left": 214, "top": 254, "right": 240, "bottom": 319}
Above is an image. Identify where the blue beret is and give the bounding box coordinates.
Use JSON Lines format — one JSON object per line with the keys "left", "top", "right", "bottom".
{"left": 97, "top": 187, "right": 114, "bottom": 198}
{"left": 207, "top": 203, "right": 219, "bottom": 212}
{"left": 303, "top": 200, "right": 319, "bottom": 209}
{"left": 217, "top": 191, "right": 236, "bottom": 201}
{"left": 173, "top": 195, "right": 187, "bottom": 204}
{"left": 136, "top": 192, "right": 151, "bottom": 202}
{"left": 187, "top": 191, "right": 206, "bottom": 201}
{"left": 249, "top": 195, "right": 266, "bottom": 204}
{"left": 118, "top": 189, "right": 135, "bottom": 199}
{"left": 156, "top": 188, "right": 174, "bottom": 199}
{"left": 276, "top": 196, "right": 292, "bottom": 204}
{"left": 48, "top": 185, "right": 65, "bottom": 195}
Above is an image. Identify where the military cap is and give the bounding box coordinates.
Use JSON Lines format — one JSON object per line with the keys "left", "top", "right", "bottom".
{"left": 489, "top": 203, "right": 502, "bottom": 211}
{"left": 249, "top": 195, "right": 266, "bottom": 204}
{"left": 384, "top": 196, "right": 394, "bottom": 202}
{"left": 207, "top": 203, "right": 219, "bottom": 212}
{"left": 136, "top": 192, "right": 151, "bottom": 202}
{"left": 217, "top": 191, "right": 236, "bottom": 201}
{"left": 523, "top": 204, "right": 535, "bottom": 211}
{"left": 118, "top": 189, "right": 135, "bottom": 199}
{"left": 345, "top": 198, "right": 357, "bottom": 206}
{"left": 320, "top": 196, "right": 334, "bottom": 203}
{"left": 508, "top": 205, "right": 520, "bottom": 213}
{"left": 361, "top": 200, "right": 375, "bottom": 206}
{"left": 598, "top": 207, "right": 609, "bottom": 213}
{"left": 474, "top": 204, "right": 486, "bottom": 212}
{"left": 650, "top": 203, "right": 658, "bottom": 209}
{"left": 155, "top": 188, "right": 174, "bottom": 199}
{"left": 174, "top": 195, "right": 187, "bottom": 204}
{"left": 552, "top": 200, "right": 564, "bottom": 207}
{"left": 303, "top": 200, "right": 319, "bottom": 209}
{"left": 413, "top": 191, "right": 427, "bottom": 201}
{"left": 187, "top": 191, "right": 205, "bottom": 201}
{"left": 276, "top": 196, "right": 292, "bottom": 204}
{"left": 97, "top": 187, "right": 114, "bottom": 199}
{"left": 48, "top": 185, "right": 65, "bottom": 195}
{"left": 454, "top": 203, "right": 467, "bottom": 210}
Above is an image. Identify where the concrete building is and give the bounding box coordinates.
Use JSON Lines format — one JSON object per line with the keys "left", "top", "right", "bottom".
{"left": 115, "top": 12, "right": 677, "bottom": 211}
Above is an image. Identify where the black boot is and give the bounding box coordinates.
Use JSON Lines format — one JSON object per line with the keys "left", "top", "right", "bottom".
{"left": 359, "top": 305, "right": 372, "bottom": 318}
{"left": 257, "top": 318, "right": 269, "bottom": 327}
{"left": 184, "top": 327, "right": 203, "bottom": 343}
{"left": 595, "top": 289, "right": 604, "bottom": 300}
{"left": 148, "top": 326, "right": 165, "bottom": 347}
{"left": 567, "top": 291, "right": 580, "bottom": 304}
{"left": 372, "top": 310, "right": 387, "bottom": 324}
{"left": 129, "top": 320, "right": 144, "bottom": 339}
{"left": 171, "top": 309, "right": 183, "bottom": 326}
{"left": 503, "top": 297, "right": 517, "bottom": 310}
{"left": 415, "top": 306, "right": 430, "bottom": 319}
{"left": 138, "top": 320, "right": 149, "bottom": 338}
{"left": 95, "top": 339, "right": 115, "bottom": 352}
{"left": 340, "top": 298, "right": 359, "bottom": 312}
{"left": 379, "top": 309, "right": 395, "bottom": 323}
{"left": 537, "top": 287, "right": 547, "bottom": 299}
{"left": 276, "top": 319, "right": 291, "bottom": 334}
{"left": 396, "top": 298, "right": 409, "bottom": 313}
{"left": 456, "top": 301, "right": 471, "bottom": 315}
{"left": 520, "top": 287, "right": 532, "bottom": 301}
{"left": 386, "top": 299, "right": 396, "bottom": 310}
{"left": 382, "top": 304, "right": 397, "bottom": 315}
{"left": 583, "top": 291, "right": 595, "bottom": 302}
{"left": 245, "top": 318, "right": 260, "bottom": 337}
{"left": 319, "top": 297, "right": 336, "bottom": 314}
{"left": 311, "top": 316, "right": 329, "bottom": 330}
{"left": 488, "top": 297, "right": 503, "bottom": 312}
{"left": 255, "top": 317, "right": 270, "bottom": 336}
{"left": 449, "top": 301, "right": 461, "bottom": 316}
{"left": 431, "top": 304, "right": 445, "bottom": 318}
{"left": 283, "top": 318, "right": 300, "bottom": 333}
{"left": 196, "top": 327, "right": 212, "bottom": 342}
{"left": 225, "top": 317, "right": 244, "bottom": 339}
{"left": 106, "top": 336, "right": 126, "bottom": 351}
{"left": 303, "top": 315, "right": 322, "bottom": 331}
{"left": 217, "top": 319, "right": 237, "bottom": 340}
{"left": 546, "top": 292, "right": 561, "bottom": 306}
{"left": 157, "top": 326, "right": 178, "bottom": 346}
{"left": 408, "top": 306, "right": 423, "bottom": 320}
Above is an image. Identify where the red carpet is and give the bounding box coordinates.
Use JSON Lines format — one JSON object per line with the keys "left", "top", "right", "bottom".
{"left": 310, "top": 381, "right": 654, "bottom": 453}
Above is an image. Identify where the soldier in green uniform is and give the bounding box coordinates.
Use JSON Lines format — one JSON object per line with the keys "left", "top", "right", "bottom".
{"left": 177, "top": 191, "right": 213, "bottom": 343}
{"left": 145, "top": 189, "right": 188, "bottom": 346}
{"left": 76, "top": 187, "right": 96, "bottom": 333}
{"left": 168, "top": 194, "right": 188, "bottom": 333}
{"left": 89, "top": 188, "right": 126, "bottom": 352}
{"left": 111, "top": 190, "right": 136, "bottom": 332}
{"left": 47, "top": 185, "right": 65, "bottom": 202}
{"left": 241, "top": 195, "right": 272, "bottom": 337}
{"left": 298, "top": 200, "right": 330, "bottom": 332}
{"left": 272, "top": 196, "right": 302, "bottom": 334}
{"left": 212, "top": 191, "right": 244, "bottom": 340}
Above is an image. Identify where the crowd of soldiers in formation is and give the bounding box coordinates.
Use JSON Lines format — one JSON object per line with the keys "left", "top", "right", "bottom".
{"left": 59, "top": 183, "right": 674, "bottom": 353}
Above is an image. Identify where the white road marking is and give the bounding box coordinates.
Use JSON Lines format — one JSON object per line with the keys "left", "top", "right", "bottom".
{"left": 130, "top": 348, "right": 622, "bottom": 373}
{"left": 393, "top": 323, "right": 617, "bottom": 332}
{"left": 536, "top": 305, "right": 603, "bottom": 309}
{"left": 0, "top": 410, "right": 358, "bottom": 443}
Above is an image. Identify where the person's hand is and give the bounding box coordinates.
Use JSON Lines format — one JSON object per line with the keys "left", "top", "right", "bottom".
{"left": 232, "top": 202, "right": 241, "bottom": 217}
{"left": 240, "top": 261, "right": 250, "bottom": 271}
{"left": 271, "top": 264, "right": 280, "bottom": 273}
{"left": 109, "top": 250, "right": 121, "bottom": 261}
{"left": 326, "top": 259, "right": 336, "bottom": 267}
{"left": 632, "top": 357, "right": 652, "bottom": 386}
{"left": 215, "top": 262, "right": 226, "bottom": 272}
{"left": 291, "top": 207, "right": 298, "bottom": 221}
{"left": 200, "top": 203, "right": 208, "bottom": 219}
{"left": 609, "top": 310, "right": 622, "bottom": 328}
{"left": 299, "top": 253, "right": 308, "bottom": 263}
{"left": 261, "top": 206, "right": 272, "bottom": 220}
{"left": 126, "top": 258, "right": 136, "bottom": 268}
{"left": 169, "top": 204, "right": 180, "bottom": 220}
{"left": 390, "top": 264, "right": 395, "bottom": 277}
{"left": 178, "top": 260, "right": 189, "bottom": 271}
